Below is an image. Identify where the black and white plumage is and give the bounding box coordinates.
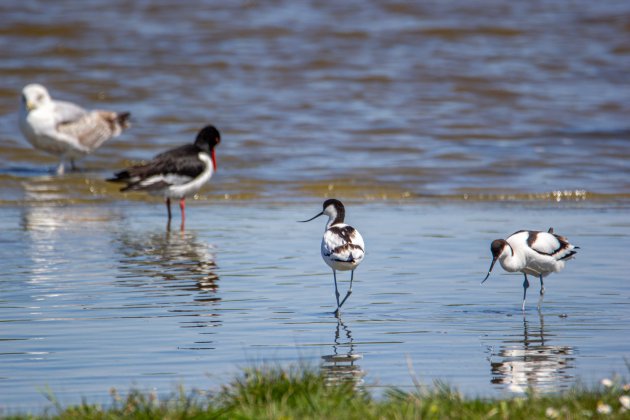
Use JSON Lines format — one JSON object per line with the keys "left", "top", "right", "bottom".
{"left": 19, "top": 83, "right": 130, "bottom": 175}
{"left": 300, "top": 199, "right": 365, "bottom": 315}
{"left": 482, "top": 228, "right": 578, "bottom": 311}
{"left": 108, "top": 125, "right": 221, "bottom": 227}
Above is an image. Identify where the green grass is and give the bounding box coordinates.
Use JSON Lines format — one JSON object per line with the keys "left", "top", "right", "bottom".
{"left": 3, "top": 366, "right": 630, "bottom": 419}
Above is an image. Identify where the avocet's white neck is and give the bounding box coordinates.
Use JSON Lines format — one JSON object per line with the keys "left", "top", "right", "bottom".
{"left": 498, "top": 246, "right": 526, "bottom": 272}
{"left": 323, "top": 205, "right": 344, "bottom": 230}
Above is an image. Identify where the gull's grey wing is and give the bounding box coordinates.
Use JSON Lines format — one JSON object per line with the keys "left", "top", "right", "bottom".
{"left": 56, "top": 110, "right": 130, "bottom": 151}
{"left": 52, "top": 100, "right": 88, "bottom": 124}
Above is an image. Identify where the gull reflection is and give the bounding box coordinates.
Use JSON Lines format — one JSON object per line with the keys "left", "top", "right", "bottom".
{"left": 20, "top": 203, "right": 119, "bottom": 285}
{"left": 321, "top": 316, "right": 365, "bottom": 387}
{"left": 489, "top": 312, "right": 575, "bottom": 393}
{"left": 21, "top": 175, "right": 67, "bottom": 204}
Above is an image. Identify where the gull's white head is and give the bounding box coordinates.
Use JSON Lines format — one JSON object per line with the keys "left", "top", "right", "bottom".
{"left": 21, "top": 84, "right": 52, "bottom": 112}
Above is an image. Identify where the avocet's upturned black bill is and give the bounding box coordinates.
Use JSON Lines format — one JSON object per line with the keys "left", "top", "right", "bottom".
{"left": 299, "top": 212, "right": 324, "bottom": 223}
{"left": 300, "top": 199, "right": 365, "bottom": 316}
{"left": 482, "top": 227, "right": 578, "bottom": 311}
{"left": 107, "top": 125, "right": 221, "bottom": 229}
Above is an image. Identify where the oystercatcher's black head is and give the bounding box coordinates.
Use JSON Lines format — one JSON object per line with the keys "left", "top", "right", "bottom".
{"left": 194, "top": 125, "right": 221, "bottom": 152}
{"left": 194, "top": 125, "right": 221, "bottom": 170}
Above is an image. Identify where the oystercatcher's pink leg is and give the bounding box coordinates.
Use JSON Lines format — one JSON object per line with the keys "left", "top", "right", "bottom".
{"left": 180, "top": 198, "right": 186, "bottom": 230}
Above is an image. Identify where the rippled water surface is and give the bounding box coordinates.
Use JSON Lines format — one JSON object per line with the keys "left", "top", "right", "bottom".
{"left": 0, "top": 0, "right": 629, "bottom": 413}
{"left": 1, "top": 0, "right": 629, "bottom": 202}
{"left": 1, "top": 201, "right": 629, "bottom": 412}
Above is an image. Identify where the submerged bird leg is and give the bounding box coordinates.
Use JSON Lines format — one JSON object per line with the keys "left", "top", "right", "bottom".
{"left": 166, "top": 198, "right": 172, "bottom": 220}
{"left": 333, "top": 270, "right": 341, "bottom": 315}
{"left": 537, "top": 275, "right": 545, "bottom": 311}
{"left": 55, "top": 161, "right": 65, "bottom": 175}
{"left": 70, "top": 158, "right": 77, "bottom": 171}
{"left": 339, "top": 270, "right": 354, "bottom": 308}
{"left": 522, "top": 274, "right": 530, "bottom": 311}
{"left": 179, "top": 198, "right": 186, "bottom": 230}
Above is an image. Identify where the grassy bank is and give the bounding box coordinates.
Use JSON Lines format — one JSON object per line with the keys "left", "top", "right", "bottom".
{"left": 4, "top": 367, "right": 629, "bottom": 419}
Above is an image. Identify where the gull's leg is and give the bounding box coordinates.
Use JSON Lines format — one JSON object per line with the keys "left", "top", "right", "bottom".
{"left": 339, "top": 270, "right": 355, "bottom": 308}
{"left": 522, "top": 274, "right": 530, "bottom": 311}
{"left": 537, "top": 275, "right": 545, "bottom": 311}
{"left": 70, "top": 158, "right": 77, "bottom": 171}
{"left": 56, "top": 161, "right": 65, "bottom": 175}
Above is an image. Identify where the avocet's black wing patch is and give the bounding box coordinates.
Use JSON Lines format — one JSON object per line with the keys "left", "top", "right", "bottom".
{"left": 528, "top": 231, "right": 576, "bottom": 260}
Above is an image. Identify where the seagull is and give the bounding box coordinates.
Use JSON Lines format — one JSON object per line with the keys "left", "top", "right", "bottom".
{"left": 300, "top": 199, "right": 365, "bottom": 316}
{"left": 18, "top": 83, "right": 130, "bottom": 175}
{"left": 107, "top": 125, "right": 221, "bottom": 229}
{"left": 482, "top": 228, "right": 578, "bottom": 310}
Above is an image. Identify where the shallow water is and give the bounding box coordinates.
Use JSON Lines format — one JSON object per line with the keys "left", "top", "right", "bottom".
{"left": 0, "top": 0, "right": 629, "bottom": 414}
{"left": 1, "top": 201, "right": 629, "bottom": 412}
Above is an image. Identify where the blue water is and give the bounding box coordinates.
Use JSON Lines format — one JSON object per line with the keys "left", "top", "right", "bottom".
{"left": 1, "top": 201, "right": 628, "bottom": 412}
{"left": 0, "top": 0, "right": 629, "bottom": 414}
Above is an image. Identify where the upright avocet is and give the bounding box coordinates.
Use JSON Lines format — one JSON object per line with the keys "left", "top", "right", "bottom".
{"left": 482, "top": 227, "right": 578, "bottom": 310}
{"left": 19, "top": 83, "right": 131, "bottom": 175}
{"left": 108, "top": 125, "right": 221, "bottom": 228}
{"left": 300, "top": 199, "right": 365, "bottom": 316}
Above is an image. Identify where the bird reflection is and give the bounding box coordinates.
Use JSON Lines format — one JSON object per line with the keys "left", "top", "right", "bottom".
{"left": 20, "top": 203, "right": 120, "bottom": 286}
{"left": 115, "top": 228, "right": 220, "bottom": 305}
{"left": 321, "top": 316, "right": 365, "bottom": 387}
{"left": 489, "top": 312, "right": 575, "bottom": 393}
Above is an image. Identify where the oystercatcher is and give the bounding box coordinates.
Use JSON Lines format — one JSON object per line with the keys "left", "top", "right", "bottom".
{"left": 108, "top": 125, "right": 221, "bottom": 228}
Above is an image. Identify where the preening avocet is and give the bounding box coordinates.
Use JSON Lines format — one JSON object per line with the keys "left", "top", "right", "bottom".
{"left": 108, "top": 125, "right": 221, "bottom": 228}
{"left": 19, "top": 83, "right": 131, "bottom": 175}
{"left": 300, "top": 199, "right": 365, "bottom": 316}
{"left": 482, "top": 227, "right": 578, "bottom": 310}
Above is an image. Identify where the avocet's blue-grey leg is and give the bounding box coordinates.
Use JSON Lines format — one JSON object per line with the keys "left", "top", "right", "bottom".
{"left": 333, "top": 270, "right": 341, "bottom": 315}
{"left": 537, "top": 274, "right": 545, "bottom": 311}
{"left": 522, "top": 274, "right": 530, "bottom": 311}
{"left": 339, "top": 269, "right": 354, "bottom": 308}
